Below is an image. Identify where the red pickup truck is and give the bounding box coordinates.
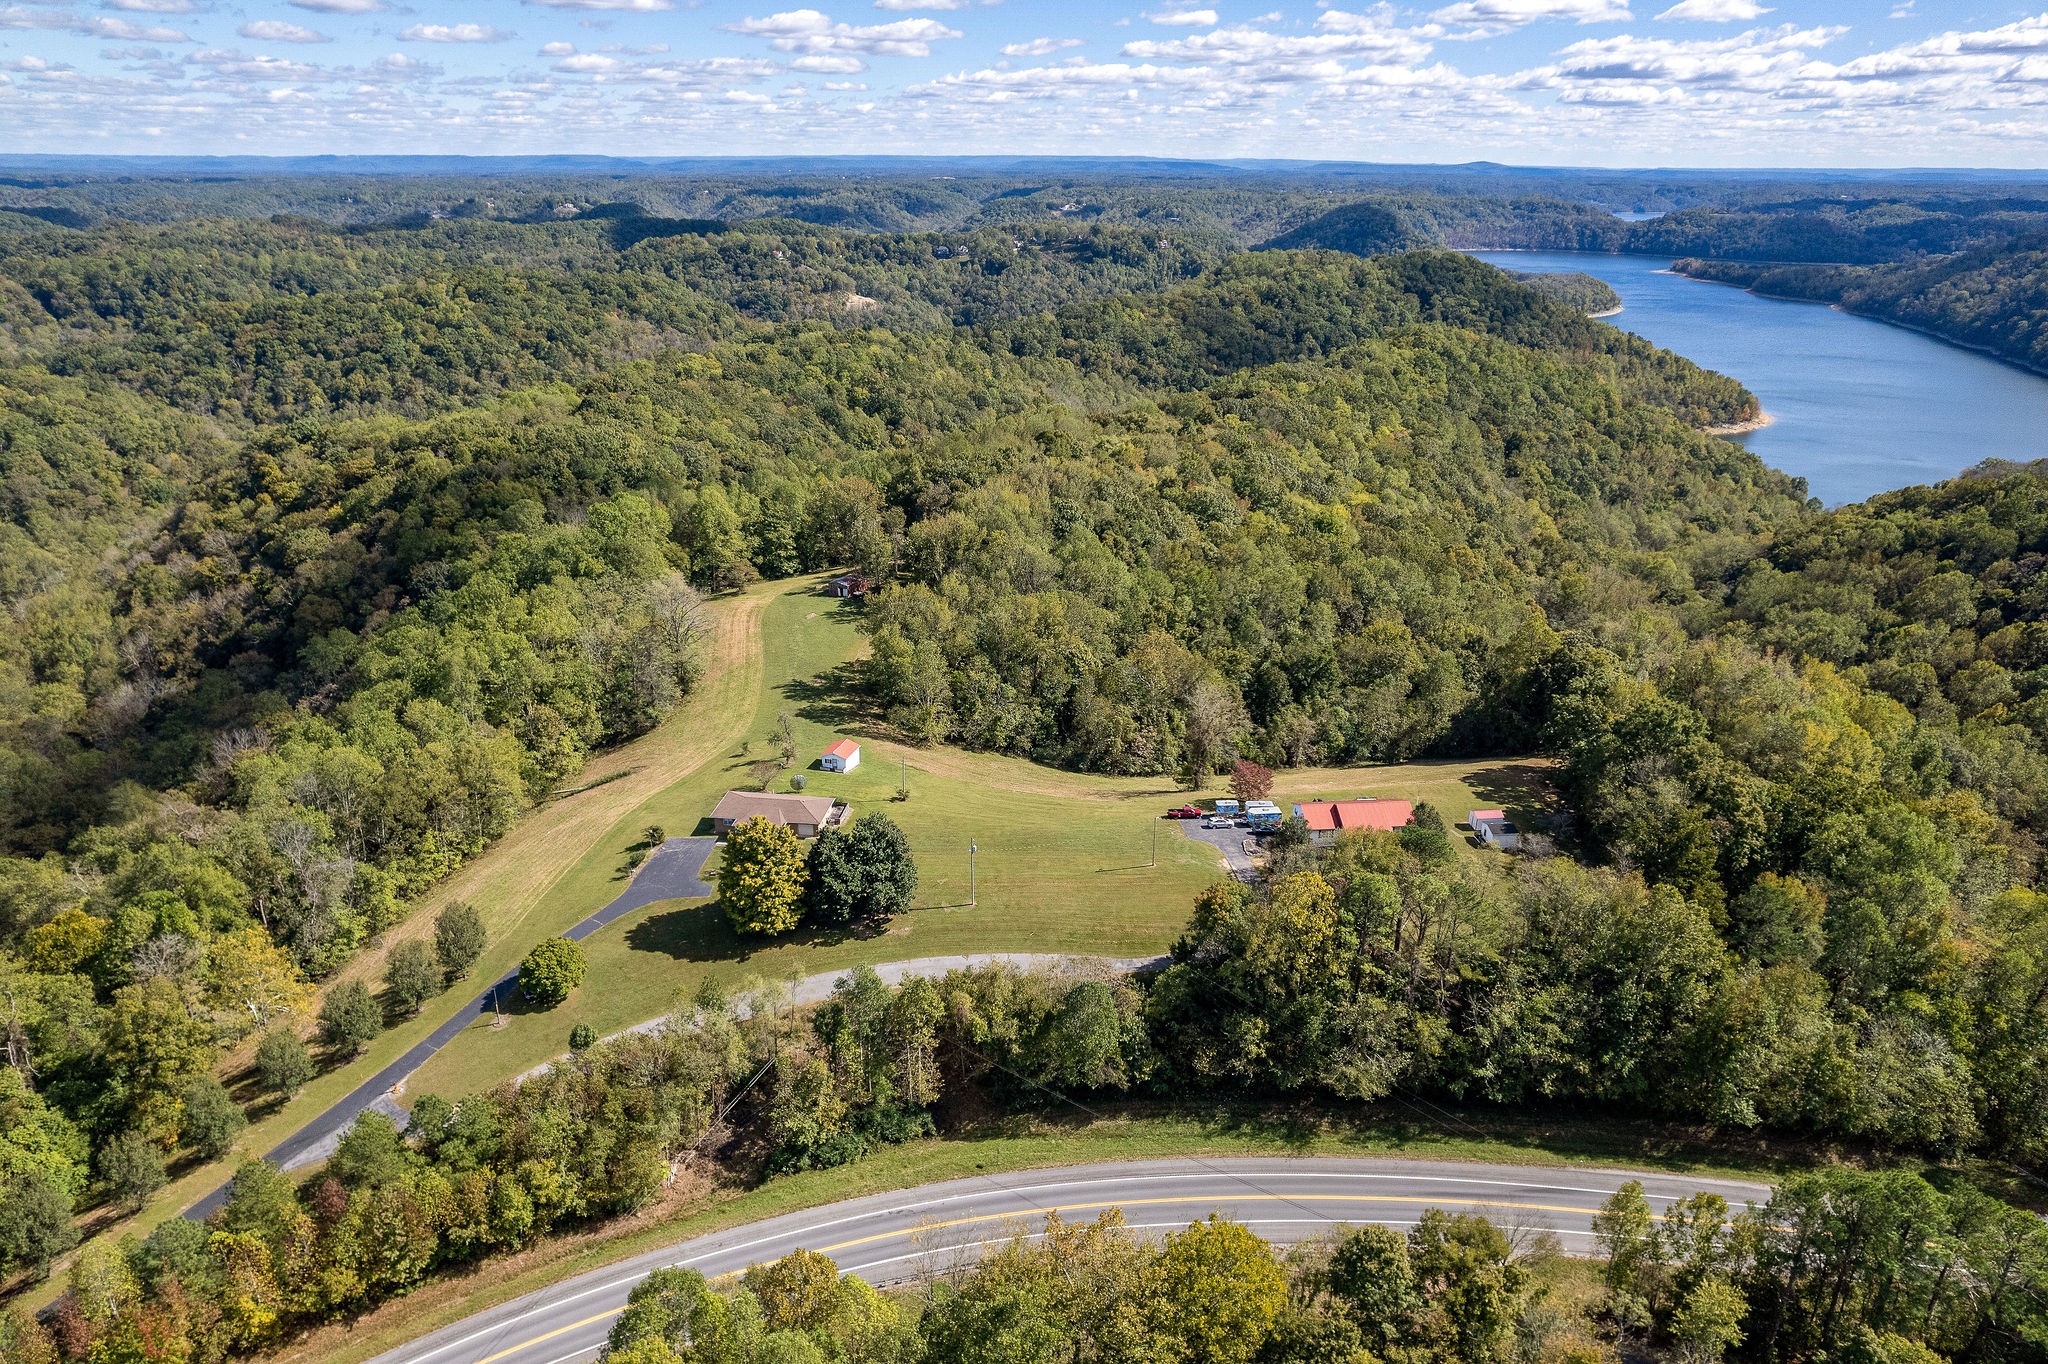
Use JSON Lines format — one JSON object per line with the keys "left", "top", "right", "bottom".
{"left": 1163, "top": 805, "right": 1203, "bottom": 819}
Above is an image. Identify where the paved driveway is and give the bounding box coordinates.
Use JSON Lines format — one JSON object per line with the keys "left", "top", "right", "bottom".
{"left": 185, "top": 838, "right": 721, "bottom": 1216}
{"left": 1176, "top": 818, "right": 1262, "bottom": 881}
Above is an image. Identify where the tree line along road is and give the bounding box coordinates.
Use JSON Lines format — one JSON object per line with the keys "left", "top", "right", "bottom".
{"left": 369, "top": 1157, "right": 1772, "bottom": 1364}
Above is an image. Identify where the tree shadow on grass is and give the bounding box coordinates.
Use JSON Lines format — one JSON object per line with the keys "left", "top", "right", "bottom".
{"left": 1462, "top": 760, "right": 1567, "bottom": 834}
{"left": 939, "top": 1097, "right": 1798, "bottom": 1175}
{"left": 779, "top": 659, "right": 871, "bottom": 733}
{"left": 623, "top": 899, "right": 890, "bottom": 965}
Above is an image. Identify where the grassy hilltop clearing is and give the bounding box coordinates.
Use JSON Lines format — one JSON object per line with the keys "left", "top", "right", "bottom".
{"left": 404, "top": 577, "right": 1535, "bottom": 1101}
{"left": 11, "top": 183, "right": 2048, "bottom": 1364}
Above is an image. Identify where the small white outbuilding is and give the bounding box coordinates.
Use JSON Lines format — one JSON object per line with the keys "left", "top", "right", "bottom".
{"left": 821, "top": 738, "right": 862, "bottom": 773}
{"left": 1469, "top": 808, "right": 1521, "bottom": 852}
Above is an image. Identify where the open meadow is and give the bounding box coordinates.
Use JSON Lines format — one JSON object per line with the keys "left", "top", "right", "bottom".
{"left": 404, "top": 575, "right": 1550, "bottom": 1101}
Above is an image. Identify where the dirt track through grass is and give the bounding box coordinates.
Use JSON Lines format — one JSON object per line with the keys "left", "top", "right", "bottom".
{"left": 20, "top": 583, "right": 778, "bottom": 1294}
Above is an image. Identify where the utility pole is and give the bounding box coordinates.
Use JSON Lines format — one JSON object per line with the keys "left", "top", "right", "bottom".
{"left": 1151, "top": 817, "right": 1157, "bottom": 868}
{"left": 969, "top": 843, "right": 978, "bottom": 907}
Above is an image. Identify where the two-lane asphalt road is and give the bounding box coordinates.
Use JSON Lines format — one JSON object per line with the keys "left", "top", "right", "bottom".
{"left": 369, "top": 1157, "right": 1772, "bottom": 1364}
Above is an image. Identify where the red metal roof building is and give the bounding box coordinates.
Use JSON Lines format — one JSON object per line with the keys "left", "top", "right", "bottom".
{"left": 1293, "top": 798, "right": 1415, "bottom": 844}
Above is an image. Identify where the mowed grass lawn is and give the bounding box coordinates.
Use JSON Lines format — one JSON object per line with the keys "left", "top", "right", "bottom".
{"left": 405, "top": 579, "right": 1553, "bottom": 1102}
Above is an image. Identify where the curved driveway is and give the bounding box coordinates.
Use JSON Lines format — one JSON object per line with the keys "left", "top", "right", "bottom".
{"left": 370, "top": 1157, "right": 1770, "bottom": 1364}
{"left": 187, "top": 837, "right": 720, "bottom": 1219}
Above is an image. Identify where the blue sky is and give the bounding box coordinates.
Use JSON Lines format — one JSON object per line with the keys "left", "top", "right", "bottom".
{"left": 5, "top": 1, "right": 2048, "bottom": 164}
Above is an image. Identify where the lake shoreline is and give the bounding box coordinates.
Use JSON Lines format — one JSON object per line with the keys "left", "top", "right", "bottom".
{"left": 1702, "top": 412, "right": 1775, "bottom": 436}
{"left": 1467, "top": 247, "right": 2048, "bottom": 505}
{"left": 1665, "top": 262, "right": 2048, "bottom": 384}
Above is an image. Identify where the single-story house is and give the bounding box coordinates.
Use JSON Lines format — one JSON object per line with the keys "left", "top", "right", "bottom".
{"left": 711, "top": 791, "right": 845, "bottom": 839}
{"left": 1469, "top": 808, "right": 1521, "bottom": 852}
{"left": 821, "top": 738, "right": 861, "bottom": 773}
{"left": 827, "top": 574, "right": 869, "bottom": 599}
{"left": 1294, "top": 798, "right": 1415, "bottom": 847}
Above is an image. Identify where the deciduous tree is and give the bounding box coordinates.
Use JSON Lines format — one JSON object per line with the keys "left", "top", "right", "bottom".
{"left": 434, "top": 901, "right": 487, "bottom": 981}
{"left": 318, "top": 980, "right": 383, "bottom": 1057}
{"left": 721, "top": 817, "right": 809, "bottom": 937}
{"left": 518, "top": 937, "right": 587, "bottom": 1007}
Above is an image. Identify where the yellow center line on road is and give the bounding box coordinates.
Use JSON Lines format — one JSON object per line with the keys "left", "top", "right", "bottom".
{"left": 468, "top": 1192, "right": 1620, "bottom": 1364}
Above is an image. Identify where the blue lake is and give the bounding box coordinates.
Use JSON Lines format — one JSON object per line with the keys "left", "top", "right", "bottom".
{"left": 1467, "top": 250, "right": 2048, "bottom": 506}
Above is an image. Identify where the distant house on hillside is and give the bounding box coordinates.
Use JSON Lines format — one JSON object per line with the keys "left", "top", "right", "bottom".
{"left": 827, "top": 574, "right": 868, "bottom": 599}
{"left": 1293, "top": 798, "right": 1415, "bottom": 847}
{"left": 1469, "top": 808, "right": 1521, "bottom": 852}
{"left": 710, "top": 791, "right": 845, "bottom": 839}
{"left": 821, "top": 738, "right": 861, "bottom": 773}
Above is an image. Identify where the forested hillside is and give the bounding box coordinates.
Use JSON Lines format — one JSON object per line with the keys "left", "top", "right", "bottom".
{"left": 10, "top": 192, "right": 2048, "bottom": 1335}
{"left": 1675, "top": 248, "right": 2048, "bottom": 377}
{"left": 0, "top": 207, "right": 1784, "bottom": 1284}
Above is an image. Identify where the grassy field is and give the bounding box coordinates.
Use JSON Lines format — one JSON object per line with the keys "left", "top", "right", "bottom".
{"left": 18, "top": 572, "right": 1554, "bottom": 1312}
{"left": 267, "top": 1104, "right": 1795, "bottom": 1364}
{"left": 406, "top": 581, "right": 1555, "bottom": 1102}
{"left": 15, "top": 582, "right": 780, "bottom": 1303}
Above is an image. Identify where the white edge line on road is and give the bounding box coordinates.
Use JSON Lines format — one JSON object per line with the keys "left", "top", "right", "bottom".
{"left": 388, "top": 1167, "right": 1768, "bottom": 1363}
{"left": 835, "top": 1221, "right": 1606, "bottom": 1278}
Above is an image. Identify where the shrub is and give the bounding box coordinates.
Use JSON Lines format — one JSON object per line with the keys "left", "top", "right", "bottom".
{"left": 519, "top": 937, "right": 588, "bottom": 1007}
{"left": 570, "top": 1023, "right": 597, "bottom": 1051}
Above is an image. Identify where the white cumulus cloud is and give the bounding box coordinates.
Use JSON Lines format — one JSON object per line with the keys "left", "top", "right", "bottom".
{"left": 728, "top": 9, "right": 962, "bottom": 57}
{"left": 1002, "top": 37, "right": 1083, "bottom": 56}
{"left": 1146, "top": 7, "right": 1218, "bottom": 24}
{"left": 401, "top": 24, "right": 512, "bottom": 42}
{"left": 524, "top": 0, "right": 675, "bottom": 10}
{"left": 0, "top": 6, "right": 190, "bottom": 40}
{"left": 791, "top": 53, "right": 867, "bottom": 71}
{"left": 239, "top": 20, "right": 331, "bottom": 42}
{"left": 1656, "top": 0, "right": 1771, "bottom": 20}
{"left": 288, "top": 0, "right": 388, "bottom": 12}
{"left": 1432, "top": 0, "right": 1629, "bottom": 38}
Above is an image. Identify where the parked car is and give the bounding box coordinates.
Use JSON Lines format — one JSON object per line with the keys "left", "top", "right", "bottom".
{"left": 1202, "top": 817, "right": 1230, "bottom": 828}
{"left": 1164, "top": 805, "right": 1202, "bottom": 819}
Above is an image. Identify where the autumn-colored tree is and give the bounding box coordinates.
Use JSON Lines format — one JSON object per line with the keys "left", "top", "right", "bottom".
{"left": 1229, "top": 759, "right": 1274, "bottom": 806}
{"left": 1142, "top": 1216, "right": 1288, "bottom": 1364}
{"left": 720, "top": 816, "right": 809, "bottom": 937}
{"left": 205, "top": 927, "right": 315, "bottom": 1040}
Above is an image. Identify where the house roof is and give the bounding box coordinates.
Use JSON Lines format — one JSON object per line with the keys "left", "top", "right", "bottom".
{"left": 1470, "top": 808, "right": 1506, "bottom": 823}
{"left": 712, "top": 791, "right": 837, "bottom": 827}
{"left": 1294, "top": 798, "right": 1415, "bottom": 834}
{"left": 823, "top": 738, "right": 860, "bottom": 760}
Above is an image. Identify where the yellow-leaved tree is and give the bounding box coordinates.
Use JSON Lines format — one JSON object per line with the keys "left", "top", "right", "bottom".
{"left": 719, "top": 816, "right": 809, "bottom": 936}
